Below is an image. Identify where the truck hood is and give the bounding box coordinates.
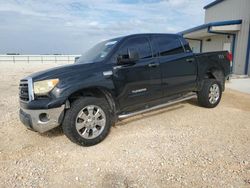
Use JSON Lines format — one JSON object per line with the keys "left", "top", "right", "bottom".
{"left": 28, "top": 62, "right": 103, "bottom": 82}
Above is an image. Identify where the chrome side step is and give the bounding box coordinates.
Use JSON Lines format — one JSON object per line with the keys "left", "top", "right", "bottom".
{"left": 118, "top": 93, "right": 197, "bottom": 119}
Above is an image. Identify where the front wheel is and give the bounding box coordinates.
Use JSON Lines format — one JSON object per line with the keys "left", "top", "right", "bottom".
{"left": 197, "top": 79, "right": 222, "bottom": 108}
{"left": 62, "top": 97, "right": 112, "bottom": 146}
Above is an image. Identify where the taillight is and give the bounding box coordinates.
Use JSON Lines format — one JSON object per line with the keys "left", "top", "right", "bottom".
{"left": 226, "top": 52, "right": 233, "bottom": 62}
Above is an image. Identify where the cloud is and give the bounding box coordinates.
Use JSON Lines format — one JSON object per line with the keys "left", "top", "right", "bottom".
{"left": 0, "top": 0, "right": 212, "bottom": 54}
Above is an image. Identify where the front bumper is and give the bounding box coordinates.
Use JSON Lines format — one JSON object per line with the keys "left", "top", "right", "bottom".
{"left": 19, "top": 105, "right": 65, "bottom": 133}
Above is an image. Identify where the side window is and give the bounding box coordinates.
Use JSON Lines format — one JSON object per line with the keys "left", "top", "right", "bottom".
{"left": 156, "top": 36, "right": 184, "bottom": 56}
{"left": 182, "top": 39, "right": 192, "bottom": 52}
{"left": 118, "top": 37, "right": 152, "bottom": 60}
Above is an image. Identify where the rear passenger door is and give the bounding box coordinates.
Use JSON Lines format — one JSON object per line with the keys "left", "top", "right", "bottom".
{"left": 153, "top": 35, "right": 197, "bottom": 96}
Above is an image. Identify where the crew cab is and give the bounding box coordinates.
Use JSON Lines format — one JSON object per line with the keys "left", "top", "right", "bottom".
{"left": 19, "top": 33, "right": 231, "bottom": 146}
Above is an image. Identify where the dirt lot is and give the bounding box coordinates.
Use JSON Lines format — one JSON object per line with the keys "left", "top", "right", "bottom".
{"left": 0, "top": 63, "right": 250, "bottom": 188}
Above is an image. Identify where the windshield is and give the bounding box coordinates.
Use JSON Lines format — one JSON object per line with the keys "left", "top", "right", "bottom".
{"left": 76, "top": 39, "right": 120, "bottom": 64}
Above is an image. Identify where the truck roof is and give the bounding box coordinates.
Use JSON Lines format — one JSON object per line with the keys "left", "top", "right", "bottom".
{"left": 127, "top": 33, "right": 180, "bottom": 37}
{"left": 114, "top": 33, "right": 182, "bottom": 41}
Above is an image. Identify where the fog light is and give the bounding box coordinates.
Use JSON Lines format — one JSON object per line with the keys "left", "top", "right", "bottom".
{"left": 39, "top": 113, "right": 50, "bottom": 122}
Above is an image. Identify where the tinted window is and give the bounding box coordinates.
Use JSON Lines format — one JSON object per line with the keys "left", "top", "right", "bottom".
{"left": 155, "top": 36, "right": 184, "bottom": 56}
{"left": 118, "top": 37, "right": 152, "bottom": 59}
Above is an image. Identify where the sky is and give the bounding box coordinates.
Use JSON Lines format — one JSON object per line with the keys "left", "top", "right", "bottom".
{"left": 0, "top": 0, "right": 213, "bottom": 55}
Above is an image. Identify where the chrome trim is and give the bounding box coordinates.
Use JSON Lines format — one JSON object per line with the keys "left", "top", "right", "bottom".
{"left": 118, "top": 93, "right": 196, "bottom": 119}
{"left": 75, "top": 105, "right": 106, "bottom": 139}
{"left": 103, "top": 70, "right": 113, "bottom": 76}
{"left": 19, "top": 79, "right": 29, "bottom": 102}
{"left": 20, "top": 105, "right": 65, "bottom": 133}
{"left": 113, "top": 65, "right": 122, "bottom": 70}
{"left": 131, "top": 88, "right": 147, "bottom": 94}
{"left": 208, "top": 83, "right": 220, "bottom": 104}
{"left": 27, "top": 77, "right": 34, "bottom": 101}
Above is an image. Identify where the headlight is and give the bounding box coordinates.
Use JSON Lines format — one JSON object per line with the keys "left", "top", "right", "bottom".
{"left": 34, "top": 79, "right": 59, "bottom": 95}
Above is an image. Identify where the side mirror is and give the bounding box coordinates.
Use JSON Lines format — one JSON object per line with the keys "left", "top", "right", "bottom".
{"left": 117, "top": 48, "right": 139, "bottom": 65}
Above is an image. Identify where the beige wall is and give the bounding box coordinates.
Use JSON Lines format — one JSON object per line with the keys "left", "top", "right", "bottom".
{"left": 205, "top": 0, "right": 250, "bottom": 75}
{"left": 187, "top": 35, "right": 233, "bottom": 54}
{"left": 187, "top": 40, "right": 201, "bottom": 53}
{"left": 202, "top": 35, "right": 233, "bottom": 53}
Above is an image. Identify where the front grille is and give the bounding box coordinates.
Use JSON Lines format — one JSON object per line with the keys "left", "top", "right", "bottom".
{"left": 19, "top": 80, "right": 29, "bottom": 101}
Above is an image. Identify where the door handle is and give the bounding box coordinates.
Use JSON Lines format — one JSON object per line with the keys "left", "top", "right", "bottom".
{"left": 186, "top": 58, "right": 195, "bottom": 63}
{"left": 148, "top": 62, "right": 159, "bottom": 68}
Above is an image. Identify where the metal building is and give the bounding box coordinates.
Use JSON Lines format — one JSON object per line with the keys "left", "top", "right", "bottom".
{"left": 180, "top": 0, "right": 250, "bottom": 76}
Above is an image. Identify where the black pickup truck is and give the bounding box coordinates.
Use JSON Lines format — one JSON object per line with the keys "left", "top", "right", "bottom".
{"left": 19, "top": 33, "right": 231, "bottom": 146}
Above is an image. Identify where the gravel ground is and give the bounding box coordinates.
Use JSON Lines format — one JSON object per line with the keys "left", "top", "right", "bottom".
{"left": 0, "top": 63, "right": 250, "bottom": 188}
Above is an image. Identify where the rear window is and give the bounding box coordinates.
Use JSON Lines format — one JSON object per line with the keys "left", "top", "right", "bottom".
{"left": 154, "top": 36, "right": 184, "bottom": 56}
{"left": 181, "top": 38, "right": 192, "bottom": 52}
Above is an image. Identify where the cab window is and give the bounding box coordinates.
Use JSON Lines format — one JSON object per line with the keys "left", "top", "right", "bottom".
{"left": 154, "top": 36, "right": 185, "bottom": 56}
{"left": 117, "top": 37, "right": 152, "bottom": 60}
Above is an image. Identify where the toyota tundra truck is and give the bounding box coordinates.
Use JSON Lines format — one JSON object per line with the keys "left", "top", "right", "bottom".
{"left": 19, "top": 33, "right": 231, "bottom": 146}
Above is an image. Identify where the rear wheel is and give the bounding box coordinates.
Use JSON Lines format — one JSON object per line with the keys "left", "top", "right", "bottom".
{"left": 197, "top": 79, "right": 222, "bottom": 108}
{"left": 62, "top": 97, "right": 112, "bottom": 146}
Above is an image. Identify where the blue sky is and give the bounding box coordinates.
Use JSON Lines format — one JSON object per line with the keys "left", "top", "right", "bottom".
{"left": 0, "top": 0, "right": 212, "bottom": 54}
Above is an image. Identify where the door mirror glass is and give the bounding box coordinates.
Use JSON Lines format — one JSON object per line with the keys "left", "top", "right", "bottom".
{"left": 117, "top": 48, "right": 139, "bottom": 65}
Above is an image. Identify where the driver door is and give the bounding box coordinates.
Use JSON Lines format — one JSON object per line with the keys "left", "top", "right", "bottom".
{"left": 112, "top": 36, "right": 162, "bottom": 112}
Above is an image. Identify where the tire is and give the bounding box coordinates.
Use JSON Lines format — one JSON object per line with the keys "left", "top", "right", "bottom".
{"left": 197, "top": 79, "right": 222, "bottom": 108}
{"left": 62, "top": 97, "right": 112, "bottom": 146}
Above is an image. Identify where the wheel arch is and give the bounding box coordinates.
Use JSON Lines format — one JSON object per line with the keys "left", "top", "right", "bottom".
{"left": 204, "top": 67, "right": 226, "bottom": 91}
{"left": 66, "top": 87, "right": 118, "bottom": 121}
